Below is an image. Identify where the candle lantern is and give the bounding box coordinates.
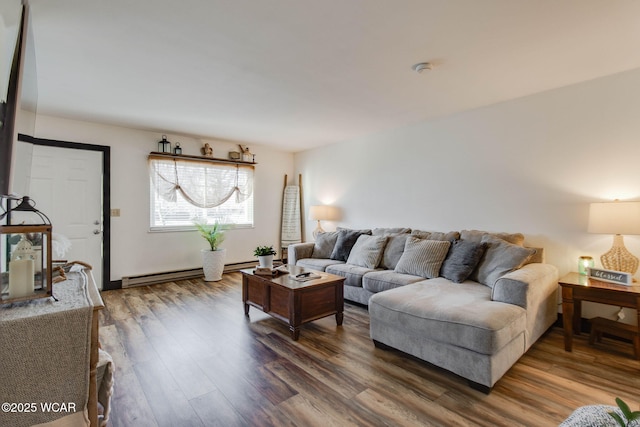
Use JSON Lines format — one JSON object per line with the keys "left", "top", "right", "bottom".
{"left": 0, "top": 196, "right": 53, "bottom": 304}
{"left": 578, "top": 255, "right": 594, "bottom": 276}
{"left": 158, "top": 135, "right": 171, "bottom": 153}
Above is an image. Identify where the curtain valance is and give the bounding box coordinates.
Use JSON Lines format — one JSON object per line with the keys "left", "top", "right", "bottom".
{"left": 148, "top": 156, "right": 254, "bottom": 209}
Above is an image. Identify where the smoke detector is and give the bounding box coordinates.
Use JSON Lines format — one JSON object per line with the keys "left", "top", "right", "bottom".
{"left": 412, "top": 62, "right": 433, "bottom": 74}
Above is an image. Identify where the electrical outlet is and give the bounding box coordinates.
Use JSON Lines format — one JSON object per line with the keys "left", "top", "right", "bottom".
{"left": 110, "top": 208, "right": 121, "bottom": 217}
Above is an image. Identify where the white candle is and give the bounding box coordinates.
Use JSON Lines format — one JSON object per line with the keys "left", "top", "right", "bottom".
{"left": 9, "top": 259, "right": 35, "bottom": 298}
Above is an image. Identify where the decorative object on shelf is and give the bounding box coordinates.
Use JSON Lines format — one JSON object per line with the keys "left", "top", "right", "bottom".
{"left": 229, "top": 151, "right": 241, "bottom": 160}
{"left": 588, "top": 200, "right": 640, "bottom": 275}
{"left": 158, "top": 135, "right": 171, "bottom": 153}
{"left": 578, "top": 256, "right": 594, "bottom": 275}
{"left": 202, "top": 143, "right": 213, "bottom": 157}
{"left": 308, "top": 205, "right": 339, "bottom": 239}
{"left": 588, "top": 267, "right": 633, "bottom": 286}
{"left": 173, "top": 143, "right": 182, "bottom": 155}
{"left": 0, "top": 195, "right": 54, "bottom": 304}
{"left": 194, "top": 220, "right": 226, "bottom": 281}
{"left": 239, "top": 144, "right": 253, "bottom": 162}
{"left": 254, "top": 245, "right": 277, "bottom": 269}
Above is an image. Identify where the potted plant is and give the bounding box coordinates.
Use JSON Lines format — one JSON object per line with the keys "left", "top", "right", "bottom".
{"left": 254, "top": 245, "right": 277, "bottom": 269}
{"left": 194, "top": 220, "right": 226, "bottom": 281}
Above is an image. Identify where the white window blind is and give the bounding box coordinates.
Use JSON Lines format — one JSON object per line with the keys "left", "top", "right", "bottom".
{"left": 149, "top": 155, "right": 254, "bottom": 231}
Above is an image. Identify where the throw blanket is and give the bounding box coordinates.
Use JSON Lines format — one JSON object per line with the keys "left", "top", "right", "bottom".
{"left": 0, "top": 270, "right": 93, "bottom": 427}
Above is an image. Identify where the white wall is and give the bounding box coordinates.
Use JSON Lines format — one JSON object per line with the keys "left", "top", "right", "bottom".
{"left": 34, "top": 114, "right": 294, "bottom": 281}
{"left": 295, "top": 67, "right": 640, "bottom": 322}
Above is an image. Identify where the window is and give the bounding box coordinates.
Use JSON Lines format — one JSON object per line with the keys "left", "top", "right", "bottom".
{"left": 149, "top": 155, "right": 254, "bottom": 231}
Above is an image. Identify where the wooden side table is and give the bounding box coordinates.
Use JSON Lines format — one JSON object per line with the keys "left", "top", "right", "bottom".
{"left": 559, "top": 272, "right": 640, "bottom": 358}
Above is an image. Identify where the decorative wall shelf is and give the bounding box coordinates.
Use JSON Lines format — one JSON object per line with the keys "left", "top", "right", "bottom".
{"left": 148, "top": 152, "right": 257, "bottom": 166}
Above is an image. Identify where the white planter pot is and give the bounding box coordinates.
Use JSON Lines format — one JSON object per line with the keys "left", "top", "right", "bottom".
{"left": 257, "top": 255, "right": 274, "bottom": 269}
{"left": 202, "top": 248, "right": 226, "bottom": 281}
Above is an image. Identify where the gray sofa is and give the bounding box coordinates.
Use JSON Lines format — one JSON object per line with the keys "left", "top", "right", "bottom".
{"left": 288, "top": 227, "right": 559, "bottom": 391}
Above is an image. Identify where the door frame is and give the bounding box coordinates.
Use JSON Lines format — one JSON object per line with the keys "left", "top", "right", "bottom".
{"left": 18, "top": 134, "right": 114, "bottom": 290}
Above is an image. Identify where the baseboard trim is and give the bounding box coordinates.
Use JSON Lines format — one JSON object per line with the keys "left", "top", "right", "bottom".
{"left": 120, "top": 261, "right": 257, "bottom": 288}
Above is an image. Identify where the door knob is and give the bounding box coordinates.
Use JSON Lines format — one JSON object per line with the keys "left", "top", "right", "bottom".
{"left": 93, "top": 229, "right": 101, "bottom": 235}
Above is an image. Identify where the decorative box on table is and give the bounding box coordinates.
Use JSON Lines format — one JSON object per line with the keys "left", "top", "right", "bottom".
{"left": 1, "top": 196, "right": 53, "bottom": 304}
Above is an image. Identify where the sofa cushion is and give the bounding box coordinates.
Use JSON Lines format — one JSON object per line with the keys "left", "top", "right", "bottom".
{"left": 346, "top": 235, "right": 387, "bottom": 269}
{"left": 440, "top": 240, "right": 487, "bottom": 283}
{"left": 474, "top": 235, "right": 536, "bottom": 287}
{"left": 362, "top": 270, "right": 424, "bottom": 293}
{"left": 330, "top": 229, "right": 372, "bottom": 261}
{"left": 394, "top": 237, "right": 451, "bottom": 279}
{"left": 411, "top": 230, "right": 460, "bottom": 242}
{"left": 311, "top": 231, "right": 339, "bottom": 259}
{"left": 379, "top": 233, "right": 410, "bottom": 270}
{"left": 368, "top": 278, "right": 527, "bottom": 354}
{"left": 296, "top": 258, "right": 344, "bottom": 272}
{"left": 326, "top": 263, "right": 376, "bottom": 288}
{"left": 460, "top": 230, "right": 525, "bottom": 246}
{"left": 372, "top": 227, "right": 411, "bottom": 236}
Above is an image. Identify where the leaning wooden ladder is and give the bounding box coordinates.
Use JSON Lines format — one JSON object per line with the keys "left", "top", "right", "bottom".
{"left": 279, "top": 174, "right": 303, "bottom": 263}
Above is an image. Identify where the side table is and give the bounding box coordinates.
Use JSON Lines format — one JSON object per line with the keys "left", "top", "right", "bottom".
{"left": 559, "top": 272, "right": 640, "bottom": 358}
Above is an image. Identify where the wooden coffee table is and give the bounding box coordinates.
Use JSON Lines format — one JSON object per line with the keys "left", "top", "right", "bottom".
{"left": 241, "top": 266, "right": 345, "bottom": 340}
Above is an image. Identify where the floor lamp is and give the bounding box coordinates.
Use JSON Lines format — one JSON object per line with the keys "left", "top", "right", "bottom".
{"left": 588, "top": 200, "right": 640, "bottom": 275}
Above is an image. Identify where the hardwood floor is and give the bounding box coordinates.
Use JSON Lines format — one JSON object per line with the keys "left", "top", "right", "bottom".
{"left": 98, "top": 272, "right": 640, "bottom": 426}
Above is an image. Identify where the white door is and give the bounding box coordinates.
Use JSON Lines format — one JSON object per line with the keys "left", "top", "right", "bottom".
{"left": 28, "top": 145, "right": 104, "bottom": 289}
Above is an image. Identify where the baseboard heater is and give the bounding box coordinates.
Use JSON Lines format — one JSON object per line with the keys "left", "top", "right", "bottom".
{"left": 121, "top": 261, "right": 257, "bottom": 288}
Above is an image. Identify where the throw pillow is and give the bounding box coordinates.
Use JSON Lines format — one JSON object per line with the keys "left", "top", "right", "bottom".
{"left": 330, "top": 229, "right": 370, "bottom": 261}
{"left": 311, "top": 231, "right": 339, "bottom": 259}
{"left": 346, "top": 235, "right": 388, "bottom": 268}
{"left": 474, "top": 234, "right": 536, "bottom": 287}
{"left": 379, "top": 233, "right": 410, "bottom": 270}
{"left": 440, "top": 240, "right": 487, "bottom": 283}
{"left": 394, "top": 236, "right": 451, "bottom": 279}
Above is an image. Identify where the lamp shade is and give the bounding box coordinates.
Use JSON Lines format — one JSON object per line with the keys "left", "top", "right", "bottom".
{"left": 308, "top": 205, "right": 332, "bottom": 221}
{"left": 588, "top": 201, "right": 640, "bottom": 235}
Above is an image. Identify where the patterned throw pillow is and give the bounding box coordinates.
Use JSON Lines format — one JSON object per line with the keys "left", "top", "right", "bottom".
{"left": 346, "top": 235, "right": 388, "bottom": 268}
{"left": 394, "top": 236, "right": 451, "bottom": 279}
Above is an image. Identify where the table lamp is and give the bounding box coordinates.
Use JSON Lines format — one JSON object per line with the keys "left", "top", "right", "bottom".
{"left": 308, "top": 205, "right": 333, "bottom": 239}
{"left": 588, "top": 200, "right": 640, "bottom": 275}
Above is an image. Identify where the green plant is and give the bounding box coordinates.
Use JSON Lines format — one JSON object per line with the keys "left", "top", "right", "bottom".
{"left": 193, "top": 220, "right": 226, "bottom": 251}
{"left": 254, "top": 245, "right": 276, "bottom": 257}
{"left": 609, "top": 397, "right": 640, "bottom": 427}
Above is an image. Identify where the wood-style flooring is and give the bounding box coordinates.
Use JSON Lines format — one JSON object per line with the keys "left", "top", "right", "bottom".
{"left": 98, "top": 272, "right": 640, "bottom": 426}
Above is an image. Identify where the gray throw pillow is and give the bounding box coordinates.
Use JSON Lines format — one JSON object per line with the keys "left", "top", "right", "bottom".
{"left": 372, "top": 227, "right": 411, "bottom": 236}
{"left": 346, "top": 235, "right": 387, "bottom": 268}
{"left": 330, "top": 229, "right": 370, "bottom": 261}
{"left": 440, "top": 240, "right": 487, "bottom": 283}
{"left": 474, "top": 235, "right": 536, "bottom": 287}
{"left": 394, "top": 236, "right": 451, "bottom": 279}
{"left": 311, "top": 231, "right": 339, "bottom": 259}
{"left": 379, "top": 233, "right": 410, "bottom": 270}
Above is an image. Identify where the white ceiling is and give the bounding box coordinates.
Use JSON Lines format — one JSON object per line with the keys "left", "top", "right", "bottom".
{"left": 19, "top": 0, "right": 640, "bottom": 151}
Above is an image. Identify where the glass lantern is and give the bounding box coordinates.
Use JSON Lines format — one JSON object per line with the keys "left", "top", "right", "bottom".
{"left": 158, "top": 135, "right": 171, "bottom": 153}
{"left": 1, "top": 196, "right": 53, "bottom": 304}
{"left": 578, "top": 255, "right": 594, "bottom": 275}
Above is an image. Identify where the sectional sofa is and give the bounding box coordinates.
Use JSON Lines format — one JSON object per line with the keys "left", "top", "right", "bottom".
{"left": 287, "top": 227, "right": 559, "bottom": 391}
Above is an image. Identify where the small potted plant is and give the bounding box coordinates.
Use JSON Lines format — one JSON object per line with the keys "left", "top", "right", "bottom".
{"left": 194, "top": 220, "right": 226, "bottom": 281}
{"left": 254, "top": 245, "right": 277, "bottom": 269}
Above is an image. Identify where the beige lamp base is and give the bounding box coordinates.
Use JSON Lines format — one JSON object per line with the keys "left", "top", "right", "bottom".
{"left": 600, "top": 234, "right": 639, "bottom": 275}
